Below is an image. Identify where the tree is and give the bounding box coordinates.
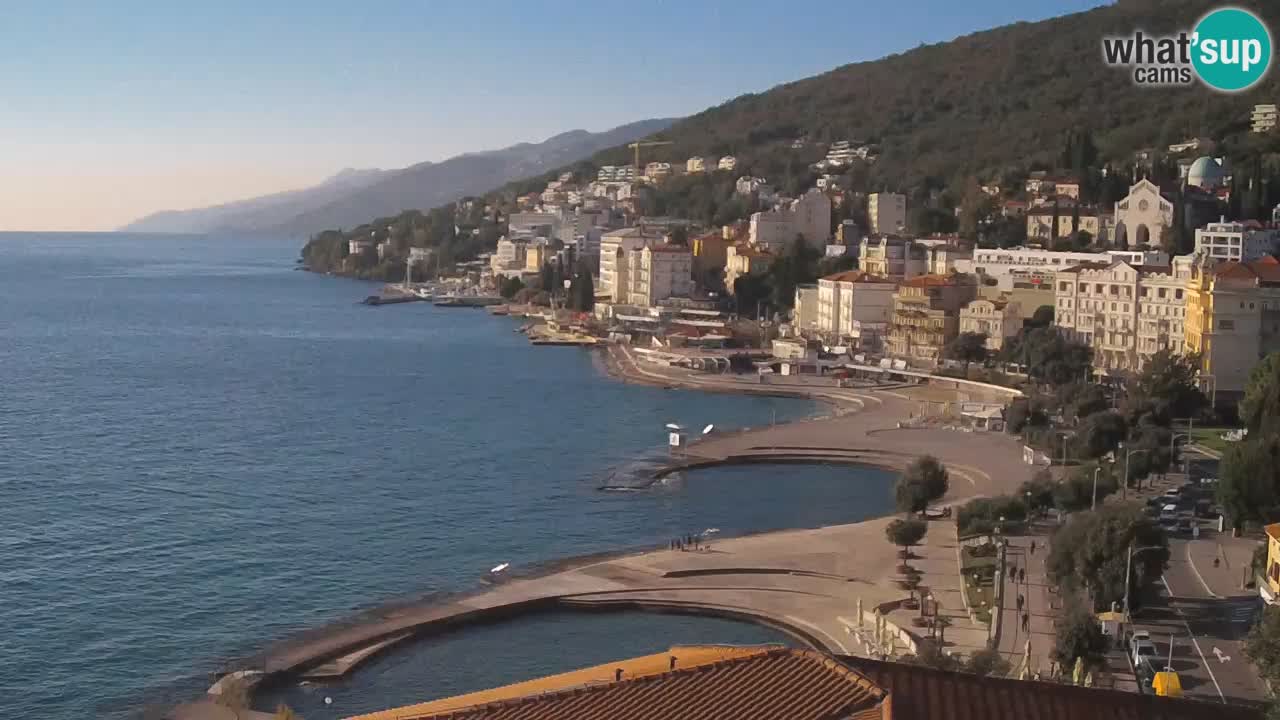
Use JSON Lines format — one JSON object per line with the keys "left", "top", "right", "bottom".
{"left": 1002, "top": 326, "right": 1092, "bottom": 387}
{"left": 957, "top": 495, "right": 1027, "bottom": 535}
{"left": 1046, "top": 504, "right": 1168, "bottom": 610}
{"left": 1074, "top": 411, "right": 1127, "bottom": 459}
{"left": 1242, "top": 352, "right": 1280, "bottom": 438}
{"left": 570, "top": 263, "right": 595, "bottom": 312}
{"left": 1052, "top": 601, "right": 1107, "bottom": 670}
{"left": 1029, "top": 305, "right": 1055, "bottom": 328}
{"left": 894, "top": 456, "right": 949, "bottom": 513}
{"left": 1053, "top": 463, "right": 1117, "bottom": 512}
{"left": 965, "top": 646, "right": 1012, "bottom": 677}
{"left": 499, "top": 276, "right": 525, "bottom": 299}
{"left": 1055, "top": 381, "right": 1108, "bottom": 422}
{"left": 1122, "top": 349, "right": 1205, "bottom": 425}
{"left": 885, "top": 518, "right": 929, "bottom": 557}
{"left": 1217, "top": 435, "right": 1280, "bottom": 529}
{"left": 1019, "top": 470, "right": 1056, "bottom": 515}
{"left": 1247, "top": 606, "right": 1280, "bottom": 687}
{"left": 944, "top": 332, "right": 990, "bottom": 372}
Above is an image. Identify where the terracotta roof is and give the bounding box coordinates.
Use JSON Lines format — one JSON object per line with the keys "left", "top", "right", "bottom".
{"left": 1267, "top": 523, "right": 1280, "bottom": 542}
{"left": 822, "top": 270, "right": 890, "bottom": 283}
{"left": 360, "top": 648, "right": 887, "bottom": 720}
{"left": 901, "top": 273, "right": 967, "bottom": 288}
{"left": 1215, "top": 256, "right": 1280, "bottom": 283}
{"left": 840, "top": 656, "right": 1263, "bottom": 720}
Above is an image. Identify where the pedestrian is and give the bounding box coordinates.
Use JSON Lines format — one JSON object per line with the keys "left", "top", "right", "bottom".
{"left": 1030, "top": 540, "right": 1036, "bottom": 555}
{"left": 1022, "top": 612, "right": 1030, "bottom": 633}
{"left": 1017, "top": 594, "right": 1024, "bottom": 612}
{"left": 1018, "top": 568, "right": 1025, "bottom": 584}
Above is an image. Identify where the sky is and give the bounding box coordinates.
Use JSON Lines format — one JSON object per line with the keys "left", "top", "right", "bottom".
{"left": 0, "top": 0, "right": 1108, "bottom": 231}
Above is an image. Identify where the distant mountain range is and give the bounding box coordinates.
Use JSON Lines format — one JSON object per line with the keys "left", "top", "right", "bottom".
{"left": 119, "top": 118, "right": 676, "bottom": 237}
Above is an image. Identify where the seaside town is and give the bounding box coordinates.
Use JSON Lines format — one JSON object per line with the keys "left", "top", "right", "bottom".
{"left": 189, "top": 102, "right": 1280, "bottom": 720}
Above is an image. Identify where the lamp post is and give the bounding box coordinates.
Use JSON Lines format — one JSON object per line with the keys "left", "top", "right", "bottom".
{"left": 1121, "top": 447, "right": 1149, "bottom": 500}
{"left": 1092, "top": 466, "right": 1102, "bottom": 510}
{"left": 1122, "top": 543, "right": 1166, "bottom": 623}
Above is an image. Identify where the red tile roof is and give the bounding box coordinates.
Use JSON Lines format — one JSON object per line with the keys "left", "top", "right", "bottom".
{"left": 1215, "top": 256, "right": 1280, "bottom": 283}
{"left": 822, "top": 270, "right": 891, "bottom": 283}
{"left": 841, "top": 656, "right": 1262, "bottom": 720}
{"left": 901, "top": 273, "right": 967, "bottom": 288}
{"left": 407, "top": 649, "right": 886, "bottom": 720}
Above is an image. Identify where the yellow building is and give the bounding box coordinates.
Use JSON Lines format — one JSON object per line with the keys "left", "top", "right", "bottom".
{"left": 524, "top": 243, "right": 547, "bottom": 272}
{"left": 1263, "top": 523, "right": 1280, "bottom": 604}
{"left": 886, "top": 273, "right": 978, "bottom": 367}
{"left": 1185, "top": 255, "right": 1280, "bottom": 398}
{"left": 724, "top": 243, "right": 773, "bottom": 294}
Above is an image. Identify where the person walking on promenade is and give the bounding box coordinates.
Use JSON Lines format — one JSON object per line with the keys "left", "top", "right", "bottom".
{"left": 1022, "top": 612, "right": 1030, "bottom": 633}
{"left": 1030, "top": 540, "right": 1036, "bottom": 556}
{"left": 1017, "top": 594, "right": 1024, "bottom": 613}
{"left": 1018, "top": 568, "right": 1025, "bottom": 584}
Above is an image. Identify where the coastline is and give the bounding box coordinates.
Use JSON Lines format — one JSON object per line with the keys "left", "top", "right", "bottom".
{"left": 191, "top": 325, "right": 1036, "bottom": 717}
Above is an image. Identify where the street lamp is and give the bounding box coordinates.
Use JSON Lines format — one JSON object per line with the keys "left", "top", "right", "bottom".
{"left": 1120, "top": 446, "right": 1149, "bottom": 500}
{"left": 1092, "top": 466, "right": 1102, "bottom": 510}
{"left": 1122, "top": 543, "right": 1165, "bottom": 623}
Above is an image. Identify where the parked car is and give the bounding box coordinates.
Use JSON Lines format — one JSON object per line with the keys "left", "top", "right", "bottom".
{"left": 1176, "top": 517, "right": 1194, "bottom": 533}
{"left": 1162, "top": 488, "right": 1181, "bottom": 501}
{"left": 1132, "top": 638, "right": 1158, "bottom": 667}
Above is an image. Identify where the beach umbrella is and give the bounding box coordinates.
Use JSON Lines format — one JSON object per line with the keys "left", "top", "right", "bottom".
{"left": 1072, "top": 656, "right": 1085, "bottom": 685}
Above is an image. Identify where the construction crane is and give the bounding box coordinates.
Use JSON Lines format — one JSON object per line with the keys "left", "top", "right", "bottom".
{"left": 627, "top": 140, "right": 673, "bottom": 174}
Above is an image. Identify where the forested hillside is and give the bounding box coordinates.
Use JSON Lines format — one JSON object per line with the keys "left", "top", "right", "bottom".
{"left": 304, "top": 0, "right": 1280, "bottom": 277}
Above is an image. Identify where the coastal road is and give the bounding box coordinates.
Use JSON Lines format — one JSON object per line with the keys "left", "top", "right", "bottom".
{"left": 1129, "top": 537, "right": 1268, "bottom": 706}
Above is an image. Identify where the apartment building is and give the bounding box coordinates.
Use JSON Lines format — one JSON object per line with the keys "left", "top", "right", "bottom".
{"left": 597, "top": 165, "right": 637, "bottom": 183}
{"left": 748, "top": 189, "right": 832, "bottom": 251}
{"left": 858, "top": 236, "right": 927, "bottom": 280}
{"left": 1053, "top": 259, "right": 1192, "bottom": 374}
{"left": 626, "top": 244, "right": 693, "bottom": 307}
{"left": 691, "top": 229, "right": 730, "bottom": 284}
{"left": 686, "top": 156, "right": 709, "bottom": 173}
{"left": 1194, "top": 219, "right": 1280, "bottom": 262}
{"left": 599, "top": 227, "right": 663, "bottom": 302}
{"left": 793, "top": 284, "right": 819, "bottom": 332}
{"left": 644, "top": 162, "right": 673, "bottom": 183}
{"left": 724, "top": 243, "right": 773, "bottom": 294}
{"left": 1254, "top": 104, "right": 1278, "bottom": 134}
{"left": 1026, "top": 207, "right": 1109, "bottom": 242}
{"left": 868, "top": 193, "right": 907, "bottom": 234}
{"left": 958, "top": 247, "right": 1169, "bottom": 290}
{"left": 718, "top": 156, "right": 737, "bottom": 171}
{"left": 959, "top": 298, "right": 1022, "bottom": 351}
{"left": 885, "top": 274, "right": 978, "bottom": 367}
{"left": 1185, "top": 256, "right": 1280, "bottom": 397}
{"left": 815, "top": 271, "right": 897, "bottom": 346}
{"left": 490, "top": 237, "right": 528, "bottom": 276}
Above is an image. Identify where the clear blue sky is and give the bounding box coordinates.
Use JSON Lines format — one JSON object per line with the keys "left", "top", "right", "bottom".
{"left": 0, "top": 0, "right": 1107, "bottom": 230}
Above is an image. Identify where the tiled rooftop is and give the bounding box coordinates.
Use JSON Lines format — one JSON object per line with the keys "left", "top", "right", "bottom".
{"left": 842, "top": 656, "right": 1257, "bottom": 720}
{"left": 350, "top": 647, "right": 885, "bottom": 720}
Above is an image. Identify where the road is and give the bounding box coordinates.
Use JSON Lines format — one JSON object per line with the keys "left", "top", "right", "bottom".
{"left": 1128, "top": 537, "right": 1268, "bottom": 706}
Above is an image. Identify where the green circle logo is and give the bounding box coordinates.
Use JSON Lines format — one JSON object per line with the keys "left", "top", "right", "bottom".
{"left": 1192, "top": 8, "right": 1272, "bottom": 92}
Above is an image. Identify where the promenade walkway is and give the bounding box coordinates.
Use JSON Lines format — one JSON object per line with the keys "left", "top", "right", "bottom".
{"left": 218, "top": 346, "right": 1039, "bottom": 707}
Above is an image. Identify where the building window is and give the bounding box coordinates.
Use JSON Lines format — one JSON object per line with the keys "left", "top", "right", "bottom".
{"left": 1079, "top": 283, "right": 1087, "bottom": 293}
{"left": 1158, "top": 288, "right": 1167, "bottom": 298}
{"left": 1176, "top": 289, "right": 1183, "bottom": 300}
{"left": 1059, "top": 282, "right": 1069, "bottom": 292}
{"left": 1220, "top": 319, "right": 1235, "bottom": 330}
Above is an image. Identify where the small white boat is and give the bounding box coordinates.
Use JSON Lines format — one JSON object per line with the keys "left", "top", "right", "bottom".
{"left": 490, "top": 563, "right": 510, "bottom": 574}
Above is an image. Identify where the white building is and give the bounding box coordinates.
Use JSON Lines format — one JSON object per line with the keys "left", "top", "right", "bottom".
{"left": 599, "top": 227, "right": 661, "bottom": 302}
{"left": 717, "top": 156, "right": 737, "bottom": 171}
{"left": 686, "top": 156, "right": 709, "bottom": 173}
{"left": 627, "top": 244, "right": 693, "bottom": 307}
{"left": 490, "top": 237, "right": 528, "bottom": 276}
{"left": 748, "top": 189, "right": 832, "bottom": 251}
{"left": 1113, "top": 179, "right": 1174, "bottom": 249}
{"left": 508, "top": 212, "right": 561, "bottom": 242}
{"left": 959, "top": 298, "right": 1022, "bottom": 351}
{"left": 815, "top": 270, "right": 897, "bottom": 345}
{"left": 1054, "top": 257, "right": 1193, "bottom": 373}
{"left": 868, "top": 193, "right": 906, "bottom": 235}
{"left": 825, "top": 141, "right": 859, "bottom": 167}
{"left": 1253, "top": 104, "right": 1278, "bottom": 134}
{"left": 1195, "top": 219, "right": 1280, "bottom": 262}
{"left": 644, "top": 162, "right": 673, "bottom": 183}
{"left": 793, "top": 284, "right": 819, "bottom": 332}
{"left": 957, "top": 246, "right": 1169, "bottom": 290}
{"left": 597, "top": 165, "right": 637, "bottom": 183}
{"left": 735, "top": 176, "right": 773, "bottom": 198}
{"left": 348, "top": 239, "right": 374, "bottom": 255}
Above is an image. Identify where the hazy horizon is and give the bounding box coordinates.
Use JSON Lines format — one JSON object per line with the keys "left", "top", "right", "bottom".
{"left": 1, "top": 0, "right": 1106, "bottom": 232}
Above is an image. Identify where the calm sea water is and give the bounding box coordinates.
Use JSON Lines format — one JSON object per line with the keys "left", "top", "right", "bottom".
{"left": 0, "top": 234, "right": 893, "bottom": 719}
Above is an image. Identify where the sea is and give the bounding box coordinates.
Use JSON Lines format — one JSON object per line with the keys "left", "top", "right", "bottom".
{"left": 0, "top": 233, "right": 895, "bottom": 719}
